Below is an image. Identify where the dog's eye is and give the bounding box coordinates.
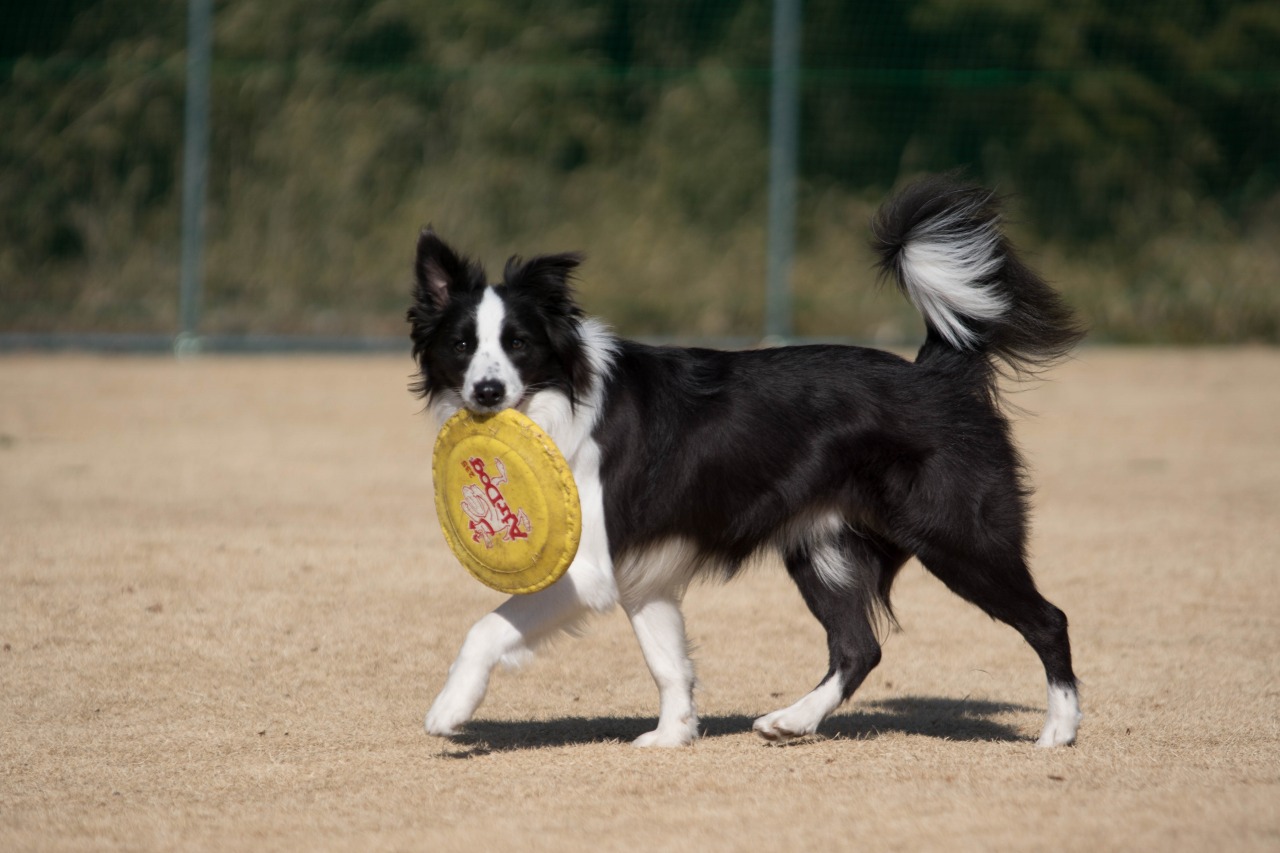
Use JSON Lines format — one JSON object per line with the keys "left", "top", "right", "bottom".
{"left": 453, "top": 340, "right": 469, "bottom": 354}
{"left": 509, "top": 337, "right": 525, "bottom": 351}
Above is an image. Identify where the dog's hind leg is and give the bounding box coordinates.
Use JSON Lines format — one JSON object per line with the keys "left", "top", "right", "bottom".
{"left": 754, "top": 531, "right": 908, "bottom": 742}
{"left": 914, "top": 542, "right": 1081, "bottom": 747}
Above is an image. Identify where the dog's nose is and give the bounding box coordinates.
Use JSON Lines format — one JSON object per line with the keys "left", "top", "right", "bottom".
{"left": 472, "top": 379, "right": 505, "bottom": 408}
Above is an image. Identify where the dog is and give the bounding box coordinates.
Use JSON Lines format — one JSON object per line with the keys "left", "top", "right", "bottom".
{"left": 408, "top": 175, "right": 1084, "bottom": 748}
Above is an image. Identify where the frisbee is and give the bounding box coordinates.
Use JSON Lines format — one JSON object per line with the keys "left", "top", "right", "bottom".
{"left": 432, "top": 408, "right": 581, "bottom": 594}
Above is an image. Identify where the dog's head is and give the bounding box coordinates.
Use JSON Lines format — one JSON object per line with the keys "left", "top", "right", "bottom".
{"left": 407, "top": 229, "right": 591, "bottom": 413}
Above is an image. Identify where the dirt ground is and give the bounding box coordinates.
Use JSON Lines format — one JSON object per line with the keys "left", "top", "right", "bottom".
{"left": 1, "top": 349, "right": 1277, "bottom": 851}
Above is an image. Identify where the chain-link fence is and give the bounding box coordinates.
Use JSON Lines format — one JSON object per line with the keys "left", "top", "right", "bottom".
{"left": 3, "top": 0, "right": 1279, "bottom": 350}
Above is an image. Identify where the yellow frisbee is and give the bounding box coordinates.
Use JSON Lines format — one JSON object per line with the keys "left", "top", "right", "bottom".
{"left": 432, "top": 408, "right": 581, "bottom": 594}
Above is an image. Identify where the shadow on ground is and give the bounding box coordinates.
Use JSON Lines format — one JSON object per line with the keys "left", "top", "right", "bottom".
{"left": 436, "top": 696, "right": 1036, "bottom": 756}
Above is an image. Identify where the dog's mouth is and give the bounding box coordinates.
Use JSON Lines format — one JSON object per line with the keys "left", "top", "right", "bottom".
{"left": 464, "top": 404, "right": 508, "bottom": 416}
{"left": 461, "top": 390, "right": 530, "bottom": 416}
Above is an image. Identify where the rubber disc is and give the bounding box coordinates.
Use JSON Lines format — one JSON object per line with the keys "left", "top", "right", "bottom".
{"left": 432, "top": 408, "right": 581, "bottom": 594}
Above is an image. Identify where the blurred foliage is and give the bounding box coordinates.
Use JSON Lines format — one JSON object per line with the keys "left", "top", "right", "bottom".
{"left": 1, "top": 0, "right": 1278, "bottom": 341}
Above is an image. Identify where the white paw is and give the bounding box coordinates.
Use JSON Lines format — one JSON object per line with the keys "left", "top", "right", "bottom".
{"left": 424, "top": 692, "right": 474, "bottom": 737}
{"left": 632, "top": 724, "right": 697, "bottom": 748}
{"left": 752, "top": 708, "right": 819, "bottom": 742}
{"left": 753, "top": 678, "right": 843, "bottom": 742}
{"left": 1036, "top": 684, "right": 1082, "bottom": 747}
{"left": 424, "top": 711, "right": 462, "bottom": 737}
{"left": 1035, "top": 711, "right": 1083, "bottom": 748}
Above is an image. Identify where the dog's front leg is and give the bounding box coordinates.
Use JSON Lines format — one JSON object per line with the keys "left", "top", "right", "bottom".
{"left": 426, "top": 488, "right": 617, "bottom": 737}
{"left": 425, "top": 580, "right": 590, "bottom": 737}
{"left": 625, "top": 597, "right": 699, "bottom": 747}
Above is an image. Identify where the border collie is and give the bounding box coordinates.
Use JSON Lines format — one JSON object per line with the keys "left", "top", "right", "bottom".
{"left": 408, "top": 175, "right": 1085, "bottom": 748}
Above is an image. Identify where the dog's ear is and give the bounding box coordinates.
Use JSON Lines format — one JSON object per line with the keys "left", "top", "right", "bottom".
{"left": 503, "top": 252, "right": 592, "bottom": 404}
{"left": 408, "top": 229, "right": 484, "bottom": 385}
{"left": 413, "top": 227, "right": 475, "bottom": 313}
{"left": 501, "top": 251, "right": 585, "bottom": 320}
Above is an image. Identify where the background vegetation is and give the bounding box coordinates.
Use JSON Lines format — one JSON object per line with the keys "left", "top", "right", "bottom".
{"left": 2, "top": 0, "right": 1279, "bottom": 343}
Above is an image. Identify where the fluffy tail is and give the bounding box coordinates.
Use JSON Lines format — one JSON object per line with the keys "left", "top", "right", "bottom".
{"left": 871, "top": 175, "right": 1084, "bottom": 380}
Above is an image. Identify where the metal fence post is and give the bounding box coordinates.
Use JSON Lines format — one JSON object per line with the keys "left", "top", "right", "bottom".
{"left": 177, "top": 0, "right": 212, "bottom": 355}
{"left": 765, "top": 0, "right": 801, "bottom": 343}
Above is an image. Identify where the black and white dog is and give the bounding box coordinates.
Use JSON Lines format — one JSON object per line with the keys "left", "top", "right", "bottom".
{"left": 408, "top": 175, "right": 1084, "bottom": 748}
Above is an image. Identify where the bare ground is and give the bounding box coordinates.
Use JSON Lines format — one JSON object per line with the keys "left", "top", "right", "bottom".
{"left": 1, "top": 349, "right": 1277, "bottom": 851}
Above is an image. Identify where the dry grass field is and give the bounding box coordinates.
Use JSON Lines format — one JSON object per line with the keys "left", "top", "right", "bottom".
{"left": 2, "top": 349, "right": 1277, "bottom": 851}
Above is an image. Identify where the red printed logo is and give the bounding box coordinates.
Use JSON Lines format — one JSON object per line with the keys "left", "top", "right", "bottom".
{"left": 459, "top": 456, "right": 531, "bottom": 548}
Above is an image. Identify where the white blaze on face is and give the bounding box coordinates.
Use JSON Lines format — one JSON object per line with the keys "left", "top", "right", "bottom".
{"left": 463, "top": 287, "right": 524, "bottom": 411}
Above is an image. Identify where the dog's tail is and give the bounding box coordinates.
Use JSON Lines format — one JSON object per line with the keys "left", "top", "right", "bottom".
{"left": 871, "top": 174, "right": 1084, "bottom": 386}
